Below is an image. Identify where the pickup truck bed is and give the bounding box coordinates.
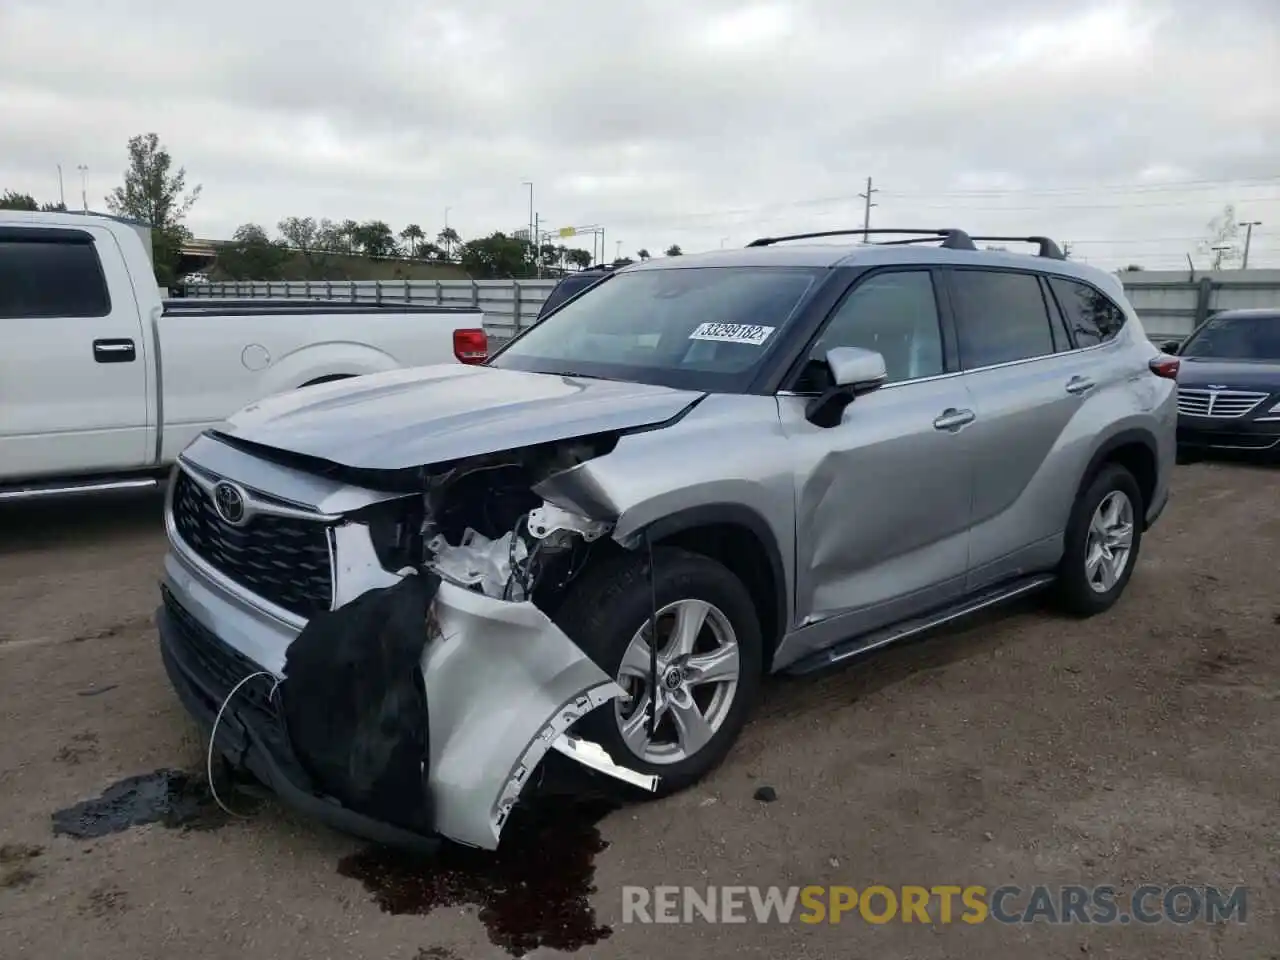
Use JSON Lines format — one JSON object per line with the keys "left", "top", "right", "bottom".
{"left": 0, "top": 212, "right": 488, "bottom": 501}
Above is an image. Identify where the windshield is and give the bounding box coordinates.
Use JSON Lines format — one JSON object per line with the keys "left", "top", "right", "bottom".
{"left": 490, "top": 266, "right": 821, "bottom": 391}
{"left": 1180, "top": 314, "right": 1280, "bottom": 360}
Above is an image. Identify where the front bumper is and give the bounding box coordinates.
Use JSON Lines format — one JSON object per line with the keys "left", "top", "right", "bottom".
{"left": 160, "top": 528, "right": 655, "bottom": 850}
{"left": 1177, "top": 417, "right": 1280, "bottom": 452}
{"left": 157, "top": 593, "right": 444, "bottom": 853}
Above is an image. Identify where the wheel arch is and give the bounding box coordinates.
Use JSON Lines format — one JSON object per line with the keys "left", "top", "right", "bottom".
{"left": 1078, "top": 428, "right": 1159, "bottom": 520}
{"left": 633, "top": 503, "right": 788, "bottom": 670}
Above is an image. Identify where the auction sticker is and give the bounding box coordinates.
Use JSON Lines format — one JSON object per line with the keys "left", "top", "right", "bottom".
{"left": 688, "top": 322, "right": 776, "bottom": 346}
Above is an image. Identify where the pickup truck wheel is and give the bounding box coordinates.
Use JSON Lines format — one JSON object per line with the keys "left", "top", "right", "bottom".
{"left": 554, "top": 547, "right": 763, "bottom": 797}
{"left": 1052, "top": 463, "right": 1144, "bottom": 617}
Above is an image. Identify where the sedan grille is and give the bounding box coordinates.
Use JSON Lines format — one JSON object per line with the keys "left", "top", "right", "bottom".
{"left": 170, "top": 469, "right": 333, "bottom": 619}
{"left": 1176, "top": 387, "right": 1268, "bottom": 419}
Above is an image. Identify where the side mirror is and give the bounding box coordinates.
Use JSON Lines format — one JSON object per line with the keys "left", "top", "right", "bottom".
{"left": 1158, "top": 339, "right": 1182, "bottom": 354}
{"left": 805, "top": 347, "right": 888, "bottom": 428}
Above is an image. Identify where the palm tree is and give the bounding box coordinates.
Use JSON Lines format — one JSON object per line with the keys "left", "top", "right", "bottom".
{"left": 400, "top": 224, "right": 425, "bottom": 258}
{"left": 437, "top": 226, "right": 461, "bottom": 260}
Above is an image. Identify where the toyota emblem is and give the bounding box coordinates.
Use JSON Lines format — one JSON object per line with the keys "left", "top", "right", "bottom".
{"left": 212, "top": 481, "right": 248, "bottom": 526}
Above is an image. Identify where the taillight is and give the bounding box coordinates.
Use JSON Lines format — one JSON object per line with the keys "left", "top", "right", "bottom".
{"left": 1149, "top": 355, "right": 1180, "bottom": 379}
{"left": 453, "top": 328, "right": 488, "bottom": 365}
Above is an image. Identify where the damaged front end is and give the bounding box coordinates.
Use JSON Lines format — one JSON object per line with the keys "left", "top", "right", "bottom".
{"left": 157, "top": 430, "right": 657, "bottom": 853}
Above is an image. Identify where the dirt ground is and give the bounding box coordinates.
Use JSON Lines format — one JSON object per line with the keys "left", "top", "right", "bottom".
{"left": 1, "top": 462, "right": 1277, "bottom": 960}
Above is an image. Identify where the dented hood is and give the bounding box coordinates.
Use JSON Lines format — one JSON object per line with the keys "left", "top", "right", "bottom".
{"left": 221, "top": 364, "right": 704, "bottom": 470}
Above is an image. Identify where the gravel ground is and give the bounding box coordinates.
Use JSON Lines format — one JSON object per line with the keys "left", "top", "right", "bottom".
{"left": 1, "top": 462, "right": 1277, "bottom": 960}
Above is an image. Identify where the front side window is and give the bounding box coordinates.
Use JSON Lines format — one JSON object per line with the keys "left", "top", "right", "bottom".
{"left": 950, "top": 269, "right": 1055, "bottom": 369}
{"left": 491, "top": 266, "right": 820, "bottom": 391}
{"left": 1179, "top": 313, "right": 1280, "bottom": 360}
{"left": 797, "top": 270, "right": 944, "bottom": 390}
{"left": 0, "top": 236, "right": 111, "bottom": 319}
{"left": 1048, "top": 276, "right": 1127, "bottom": 348}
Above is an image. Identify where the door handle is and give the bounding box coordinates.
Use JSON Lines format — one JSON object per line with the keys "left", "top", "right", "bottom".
{"left": 933, "top": 408, "right": 975, "bottom": 431}
{"left": 1065, "top": 376, "right": 1095, "bottom": 395}
{"left": 93, "top": 338, "right": 137, "bottom": 363}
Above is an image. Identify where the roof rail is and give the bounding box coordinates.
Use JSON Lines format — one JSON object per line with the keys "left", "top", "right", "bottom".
{"left": 967, "top": 235, "right": 1066, "bottom": 260}
{"left": 745, "top": 228, "right": 977, "bottom": 251}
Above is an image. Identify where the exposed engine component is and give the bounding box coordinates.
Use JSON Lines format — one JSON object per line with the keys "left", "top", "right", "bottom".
{"left": 427, "top": 528, "right": 530, "bottom": 600}
{"left": 425, "top": 500, "right": 614, "bottom": 602}
{"left": 526, "top": 503, "right": 611, "bottom": 544}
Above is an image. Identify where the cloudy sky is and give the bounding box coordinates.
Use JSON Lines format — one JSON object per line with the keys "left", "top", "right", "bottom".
{"left": 2, "top": 0, "right": 1277, "bottom": 270}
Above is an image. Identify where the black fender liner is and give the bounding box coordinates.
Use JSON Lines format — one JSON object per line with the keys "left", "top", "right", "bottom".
{"left": 624, "top": 503, "right": 789, "bottom": 659}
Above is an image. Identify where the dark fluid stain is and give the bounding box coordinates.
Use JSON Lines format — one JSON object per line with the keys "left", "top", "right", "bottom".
{"left": 50, "top": 769, "right": 243, "bottom": 839}
{"left": 339, "top": 799, "right": 618, "bottom": 958}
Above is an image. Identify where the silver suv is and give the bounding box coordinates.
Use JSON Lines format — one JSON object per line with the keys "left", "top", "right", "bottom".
{"left": 157, "top": 228, "right": 1177, "bottom": 851}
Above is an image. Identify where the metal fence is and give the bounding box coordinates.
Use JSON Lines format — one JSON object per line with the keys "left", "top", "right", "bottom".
{"left": 1119, "top": 269, "right": 1280, "bottom": 340}
{"left": 183, "top": 279, "right": 559, "bottom": 345}
{"left": 183, "top": 269, "right": 1280, "bottom": 345}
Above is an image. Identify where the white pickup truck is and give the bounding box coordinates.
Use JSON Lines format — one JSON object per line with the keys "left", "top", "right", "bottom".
{"left": 0, "top": 211, "right": 488, "bottom": 501}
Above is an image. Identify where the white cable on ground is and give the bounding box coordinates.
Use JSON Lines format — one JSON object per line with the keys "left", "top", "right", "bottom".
{"left": 206, "top": 670, "right": 281, "bottom": 818}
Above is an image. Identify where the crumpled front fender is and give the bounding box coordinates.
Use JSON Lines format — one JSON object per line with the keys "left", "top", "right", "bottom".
{"left": 425, "top": 581, "right": 656, "bottom": 849}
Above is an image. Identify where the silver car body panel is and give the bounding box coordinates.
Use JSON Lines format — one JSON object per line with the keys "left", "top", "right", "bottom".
{"left": 218, "top": 362, "right": 704, "bottom": 471}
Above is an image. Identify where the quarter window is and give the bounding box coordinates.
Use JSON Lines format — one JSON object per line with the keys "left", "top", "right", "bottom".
{"left": 0, "top": 237, "right": 111, "bottom": 319}
{"left": 950, "top": 269, "right": 1055, "bottom": 369}
{"left": 800, "top": 270, "right": 944, "bottom": 389}
{"left": 1047, "top": 276, "right": 1127, "bottom": 347}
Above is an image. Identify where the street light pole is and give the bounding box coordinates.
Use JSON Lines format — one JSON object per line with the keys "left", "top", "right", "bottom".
{"left": 57, "top": 164, "right": 65, "bottom": 208}
{"left": 520, "top": 180, "right": 533, "bottom": 249}
{"left": 76, "top": 165, "right": 88, "bottom": 213}
{"left": 1239, "top": 220, "right": 1262, "bottom": 269}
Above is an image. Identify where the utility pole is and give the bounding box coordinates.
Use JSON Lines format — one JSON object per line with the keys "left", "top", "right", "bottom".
{"left": 521, "top": 181, "right": 533, "bottom": 255}
{"left": 616, "top": 239, "right": 622, "bottom": 261}
{"left": 77, "top": 165, "right": 88, "bottom": 213}
{"left": 1239, "top": 220, "right": 1261, "bottom": 269}
{"left": 859, "top": 176, "right": 878, "bottom": 242}
{"left": 534, "top": 212, "right": 541, "bottom": 278}
{"left": 57, "top": 164, "right": 65, "bottom": 208}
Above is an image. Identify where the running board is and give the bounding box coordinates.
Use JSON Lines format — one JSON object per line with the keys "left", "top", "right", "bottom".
{"left": 784, "top": 574, "right": 1056, "bottom": 676}
{"left": 0, "top": 476, "right": 161, "bottom": 503}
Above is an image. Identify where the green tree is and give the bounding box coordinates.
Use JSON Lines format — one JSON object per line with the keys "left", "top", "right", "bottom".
{"left": 314, "top": 218, "right": 346, "bottom": 253}
{"left": 352, "top": 219, "right": 398, "bottom": 258}
{"left": 104, "top": 133, "right": 202, "bottom": 286}
{"left": 216, "top": 223, "right": 289, "bottom": 280}
{"left": 636, "top": 248, "right": 651, "bottom": 261}
{"left": 460, "top": 231, "right": 535, "bottom": 279}
{"left": 437, "top": 226, "right": 461, "bottom": 259}
{"left": 340, "top": 219, "right": 359, "bottom": 254}
{"left": 0, "top": 190, "right": 39, "bottom": 210}
{"left": 566, "top": 248, "right": 593, "bottom": 270}
{"left": 400, "top": 223, "right": 425, "bottom": 257}
{"left": 665, "top": 244, "right": 683, "bottom": 257}
{"left": 278, "top": 216, "right": 317, "bottom": 253}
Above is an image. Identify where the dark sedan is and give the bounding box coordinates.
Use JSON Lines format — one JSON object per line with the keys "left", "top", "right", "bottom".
{"left": 1163, "top": 308, "right": 1280, "bottom": 456}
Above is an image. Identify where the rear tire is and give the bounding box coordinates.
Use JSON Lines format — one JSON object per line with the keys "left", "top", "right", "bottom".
{"left": 554, "top": 547, "right": 763, "bottom": 797}
{"left": 1052, "top": 463, "right": 1144, "bottom": 617}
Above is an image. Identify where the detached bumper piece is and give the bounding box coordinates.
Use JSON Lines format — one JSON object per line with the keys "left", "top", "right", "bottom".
{"left": 158, "top": 577, "right": 657, "bottom": 852}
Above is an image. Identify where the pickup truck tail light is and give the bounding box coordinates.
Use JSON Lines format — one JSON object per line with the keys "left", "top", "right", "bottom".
{"left": 453, "top": 328, "right": 488, "bottom": 365}
{"left": 1148, "top": 355, "right": 1180, "bottom": 379}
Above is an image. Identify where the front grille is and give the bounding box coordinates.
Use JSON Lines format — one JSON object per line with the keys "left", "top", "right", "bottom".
{"left": 170, "top": 469, "right": 333, "bottom": 619}
{"left": 1177, "top": 387, "right": 1268, "bottom": 419}
{"left": 162, "top": 586, "right": 278, "bottom": 726}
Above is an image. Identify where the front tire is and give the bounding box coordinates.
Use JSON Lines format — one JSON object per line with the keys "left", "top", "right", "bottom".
{"left": 1053, "top": 463, "right": 1144, "bottom": 617}
{"left": 554, "top": 547, "right": 763, "bottom": 796}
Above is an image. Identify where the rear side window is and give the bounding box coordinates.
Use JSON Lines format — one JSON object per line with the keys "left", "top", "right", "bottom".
{"left": 0, "top": 236, "right": 111, "bottom": 319}
{"left": 1047, "top": 277, "right": 1127, "bottom": 348}
{"left": 949, "top": 269, "right": 1055, "bottom": 369}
